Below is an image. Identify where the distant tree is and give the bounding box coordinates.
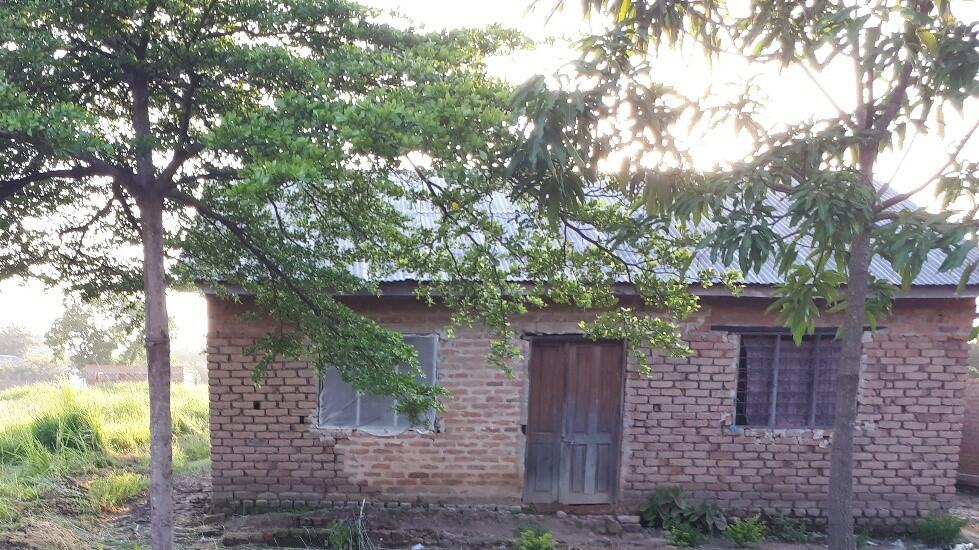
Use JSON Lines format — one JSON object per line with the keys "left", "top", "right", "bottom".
{"left": 0, "top": 323, "right": 67, "bottom": 388}
{"left": 510, "top": 1, "right": 979, "bottom": 548}
{"left": 45, "top": 295, "right": 145, "bottom": 369}
{"left": 0, "top": 324, "right": 33, "bottom": 357}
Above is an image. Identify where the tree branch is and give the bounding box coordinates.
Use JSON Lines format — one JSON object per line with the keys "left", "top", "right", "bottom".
{"left": 75, "top": 152, "right": 133, "bottom": 184}
{"left": 874, "top": 62, "right": 913, "bottom": 134}
{"left": 0, "top": 166, "right": 104, "bottom": 202}
{"left": 852, "top": 35, "right": 867, "bottom": 132}
{"left": 799, "top": 62, "right": 857, "bottom": 130}
{"left": 158, "top": 142, "right": 204, "bottom": 187}
{"left": 166, "top": 188, "right": 324, "bottom": 316}
{"left": 174, "top": 168, "right": 239, "bottom": 186}
{"left": 112, "top": 179, "right": 142, "bottom": 233}
{"left": 875, "top": 118, "right": 979, "bottom": 212}
{"left": 60, "top": 200, "right": 114, "bottom": 236}
{"left": 175, "top": 74, "right": 200, "bottom": 141}
{"left": 136, "top": 1, "right": 159, "bottom": 59}
{"left": 157, "top": 72, "right": 203, "bottom": 187}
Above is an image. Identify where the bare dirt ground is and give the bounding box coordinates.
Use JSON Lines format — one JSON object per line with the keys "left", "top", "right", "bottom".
{"left": 5, "top": 472, "right": 979, "bottom": 549}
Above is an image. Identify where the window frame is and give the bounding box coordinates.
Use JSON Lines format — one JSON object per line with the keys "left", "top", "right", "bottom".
{"left": 725, "top": 327, "right": 839, "bottom": 430}
{"left": 316, "top": 333, "right": 439, "bottom": 434}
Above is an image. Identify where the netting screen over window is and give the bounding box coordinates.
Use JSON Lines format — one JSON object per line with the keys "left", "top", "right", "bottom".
{"left": 318, "top": 334, "right": 438, "bottom": 435}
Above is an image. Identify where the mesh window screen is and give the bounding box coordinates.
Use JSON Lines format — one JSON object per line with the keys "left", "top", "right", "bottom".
{"left": 775, "top": 337, "right": 815, "bottom": 428}
{"left": 737, "top": 336, "right": 776, "bottom": 426}
{"left": 735, "top": 333, "right": 839, "bottom": 428}
{"left": 813, "top": 338, "right": 840, "bottom": 427}
{"left": 318, "top": 334, "right": 438, "bottom": 435}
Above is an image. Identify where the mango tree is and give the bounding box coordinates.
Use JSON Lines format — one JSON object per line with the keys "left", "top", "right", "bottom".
{"left": 509, "top": 1, "right": 979, "bottom": 548}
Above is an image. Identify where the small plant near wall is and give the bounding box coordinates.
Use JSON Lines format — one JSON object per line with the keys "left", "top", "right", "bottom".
{"left": 686, "top": 502, "right": 729, "bottom": 534}
{"left": 514, "top": 527, "right": 556, "bottom": 550}
{"left": 640, "top": 486, "right": 688, "bottom": 528}
{"left": 639, "top": 487, "right": 728, "bottom": 534}
{"left": 325, "top": 519, "right": 353, "bottom": 550}
{"left": 725, "top": 516, "right": 767, "bottom": 548}
{"left": 667, "top": 522, "right": 705, "bottom": 547}
{"left": 914, "top": 513, "right": 967, "bottom": 547}
{"left": 762, "top": 511, "right": 816, "bottom": 543}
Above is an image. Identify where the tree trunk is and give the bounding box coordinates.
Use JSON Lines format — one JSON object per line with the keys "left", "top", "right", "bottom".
{"left": 826, "top": 224, "right": 872, "bottom": 550}
{"left": 140, "top": 194, "right": 174, "bottom": 550}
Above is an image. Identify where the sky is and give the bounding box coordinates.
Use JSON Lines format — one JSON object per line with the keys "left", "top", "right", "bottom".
{"left": 0, "top": 0, "right": 976, "bottom": 353}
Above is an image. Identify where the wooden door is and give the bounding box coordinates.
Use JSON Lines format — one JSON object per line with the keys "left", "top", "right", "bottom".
{"left": 524, "top": 339, "right": 624, "bottom": 505}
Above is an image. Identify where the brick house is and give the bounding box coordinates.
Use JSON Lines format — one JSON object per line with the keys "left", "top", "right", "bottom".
{"left": 957, "top": 377, "right": 979, "bottom": 487}
{"left": 205, "top": 200, "right": 979, "bottom": 527}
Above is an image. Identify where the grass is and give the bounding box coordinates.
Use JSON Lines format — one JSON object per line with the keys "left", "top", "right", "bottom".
{"left": 0, "top": 382, "right": 209, "bottom": 529}
{"left": 88, "top": 472, "right": 149, "bottom": 513}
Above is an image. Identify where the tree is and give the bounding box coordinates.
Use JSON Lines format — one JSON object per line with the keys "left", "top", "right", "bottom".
{"left": 0, "top": 2, "right": 514, "bottom": 546}
{"left": 0, "top": 324, "right": 33, "bottom": 358}
{"left": 0, "top": 323, "right": 68, "bottom": 388}
{"left": 1, "top": 1, "right": 706, "bottom": 547}
{"left": 45, "top": 294, "right": 146, "bottom": 369}
{"left": 508, "top": 1, "right": 978, "bottom": 548}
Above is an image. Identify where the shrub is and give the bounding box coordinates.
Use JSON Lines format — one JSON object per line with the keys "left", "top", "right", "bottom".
{"left": 640, "top": 486, "right": 687, "bottom": 528}
{"left": 87, "top": 472, "right": 148, "bottom": 513}
{"left": 915, "top": 513, "right": 967, "bottom": 547}
{"left": 639, "top": 487, "right": 728, "bottom": 534}
{"left": 726, "top": 515, "right": 766, "bottom": 548}
{"left": 761, "top": 511, "right": 813, "bottom": 543}
{"left": 685, "top": 502, "right": 728, "bottom": 534}
{"left": 514, "top": 528, "right": 555, "bottom": 550}
{"left": 667, "top": 522, "right": 705, "bottom": 547}
{"left": 855, "top": 529, "right": 872, "bottom": 550}
{"left": 326, "top": 519, "right": 354, "bottom": 549}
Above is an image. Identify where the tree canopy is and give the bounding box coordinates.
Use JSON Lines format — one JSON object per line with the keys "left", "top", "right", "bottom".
{"left": 45, "top": 294, "right": 147, "bottom": 369}
{"left": 0, "top": 1, "right": 717, "bottom": 546}
{"left": 509, "top": 1, "right": 978, "bottom": 548}
{"left": 0, "top": 324, "right": 33, "bottom": 358}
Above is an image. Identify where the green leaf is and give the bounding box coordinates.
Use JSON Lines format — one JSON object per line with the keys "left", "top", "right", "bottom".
{"left": 917, "top": 29, "right": 938, "bottom": 55}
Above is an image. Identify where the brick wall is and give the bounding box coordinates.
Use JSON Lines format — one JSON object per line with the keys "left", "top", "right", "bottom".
{"left": 957, "top": 377, "right": 979, "bottom": 486}
{"left": 208, "top": 296, "right": 530, "bottom": 509}
{"left": 207, "top": 294, "right": 973, "bottom": 526}
{"left": 620, "top": 297, "right": 972, "bottom": 527}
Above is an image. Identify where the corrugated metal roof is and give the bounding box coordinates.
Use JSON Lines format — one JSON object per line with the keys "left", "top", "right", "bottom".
{"left": 365, "top": 185, "right": 979, "bottom": 288}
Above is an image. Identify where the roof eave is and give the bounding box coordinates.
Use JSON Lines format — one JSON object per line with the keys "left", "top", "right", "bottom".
{"left": 197, "top": 280, "right": 979, "bottom": 299}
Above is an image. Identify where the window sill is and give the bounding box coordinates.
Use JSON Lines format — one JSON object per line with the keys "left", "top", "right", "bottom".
{"left": 724, "top": 425, "right": 832, "bottom": 437}
{"left": 312, "top": 424, "right": 435, "bottom": 438}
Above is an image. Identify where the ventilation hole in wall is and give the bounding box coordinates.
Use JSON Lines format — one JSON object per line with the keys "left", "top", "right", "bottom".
{"left": 652, "top": 404, "right": 661, "bottom": 412}
{"left": 298, "top": 416, "right": 305, "bottom": 425}
{"left": 253, "top": 401, "right": 261, "bottom": 410}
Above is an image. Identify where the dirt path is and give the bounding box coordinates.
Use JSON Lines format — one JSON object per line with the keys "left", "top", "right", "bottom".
{"left": 116, "top": 470, "right": 221, "bottom": 548}
{"left": 7, "top": 470, "right": 979, "bottom": 549}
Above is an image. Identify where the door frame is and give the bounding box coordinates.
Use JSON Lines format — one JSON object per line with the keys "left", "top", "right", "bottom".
{"left": 522, "top": 335, "right": 627, "bottom": 505}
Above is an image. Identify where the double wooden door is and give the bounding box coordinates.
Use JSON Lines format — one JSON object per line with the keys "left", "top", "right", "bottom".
{"left": 523, "top": 339, "right": 624, "bottom": 505}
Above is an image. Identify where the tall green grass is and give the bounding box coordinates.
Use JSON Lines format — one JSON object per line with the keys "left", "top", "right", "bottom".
{"left": 0, "top": 382, "right": 209, "bottom": 525}
{"left": 88, "top": 472, "right": 149, "bottom": 513}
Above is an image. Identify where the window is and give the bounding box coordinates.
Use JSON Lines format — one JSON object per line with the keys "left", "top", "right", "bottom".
{"left": 318, "top": 334, "right": 438, "bottom": 435}
{"left": 734, "top": 333, "right": 840, "bottom": 428}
